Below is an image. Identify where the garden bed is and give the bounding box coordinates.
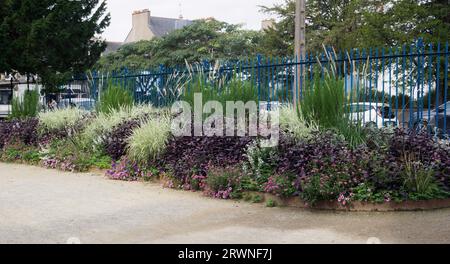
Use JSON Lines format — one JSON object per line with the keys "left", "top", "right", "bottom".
{"left": 2, "top": 73, "right": 450, "bottom": 210}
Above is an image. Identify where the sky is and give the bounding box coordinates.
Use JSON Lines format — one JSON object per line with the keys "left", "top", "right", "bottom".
{"left": 102, "top": 0, "right": 282, "bottom": 42}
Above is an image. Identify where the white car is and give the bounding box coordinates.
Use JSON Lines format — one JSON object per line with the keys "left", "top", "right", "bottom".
{"left": 346, "top": 102, "right": 397, "bottom": 128}
{"left": 57, "top": 98, "right": 96, "bottom": 111}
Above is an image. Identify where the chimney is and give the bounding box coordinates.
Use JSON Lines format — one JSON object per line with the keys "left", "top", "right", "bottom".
{"left": 125, "top": 9, "right": 155, "bottom": 43}
{"left": 261, "top": 19, "right": 275, "bottom": 31}
{"left": 132, "top": 9, "right": 150, "bottom": 28}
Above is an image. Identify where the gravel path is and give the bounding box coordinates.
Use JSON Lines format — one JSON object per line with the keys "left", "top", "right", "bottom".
{"left": 1, "top": 162, "right": 450, "bottom": 244}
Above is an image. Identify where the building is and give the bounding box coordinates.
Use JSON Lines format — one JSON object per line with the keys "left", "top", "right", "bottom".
{"left": 261, "top": 19, "right": 275, "bottom": 31}
{"left": 104, "top": 9, "right": 193, "bottom": 55}
{"left": 103, "top": 41, "right": 123, "bottom": 55}
{"left": 124, "top": 9, "right": 193, "bottom": 43}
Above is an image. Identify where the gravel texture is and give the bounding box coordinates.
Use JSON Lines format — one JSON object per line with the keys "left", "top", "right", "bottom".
{"left": 1, "top": 162, "right": 450, "bottom": 244}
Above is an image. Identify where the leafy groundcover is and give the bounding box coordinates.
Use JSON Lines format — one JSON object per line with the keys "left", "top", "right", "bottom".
{"left": 1, "top": 110, "right": 450, "bottom": 207}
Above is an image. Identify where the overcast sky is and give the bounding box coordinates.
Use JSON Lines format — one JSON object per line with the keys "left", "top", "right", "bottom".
{"left": 103, "top": 0, "right": 282, "bottom": 42}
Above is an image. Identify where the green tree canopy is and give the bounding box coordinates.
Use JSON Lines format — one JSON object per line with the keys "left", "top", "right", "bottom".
{"left": 360, "top": 0, "right": 450, "bottom": 47}
{"left": 0, "top": 0, "right": 110, "bottom": 91}
{"left": 96, "top": 19, "right": 263, "bottom": 71}
{"left": 260, "top": 0, "right": 450, "bottom": 56}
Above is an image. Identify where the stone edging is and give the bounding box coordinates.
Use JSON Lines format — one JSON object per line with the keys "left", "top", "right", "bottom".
{"left": 257, "top": 192, "right": 450, "bottom": 212}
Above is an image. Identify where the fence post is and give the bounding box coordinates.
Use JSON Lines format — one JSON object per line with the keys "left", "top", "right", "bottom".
{"left": 443, "top": 41, "right": 449, "bottom": 135}
{"left": 159, "top": 64, "right": 165, "bottom": 107}
{"left": 257, "top": 54, "right": 262, "bottom": 105}
{"left": 92, "top": 71, "right": 98, "bottom": 103}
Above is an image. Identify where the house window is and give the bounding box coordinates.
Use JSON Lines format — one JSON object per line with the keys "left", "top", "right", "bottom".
{"left": 0, "top": 90, "right": 12, "bottom": 105}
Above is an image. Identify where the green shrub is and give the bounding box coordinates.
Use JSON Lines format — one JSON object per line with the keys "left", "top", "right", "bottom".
{"left": 97, "top": 84, "right": 134, "bottom": 114}
{"left": 401, "top": 153, "right": 445, "bottom": 200}
{"left": 300, "top": 76, "right": 346, "bottom": 129}
{"left": 38, "top": 108, "right": 87, "bottom": 135}
{"left": 127, "top": 116, "right": 171, "bottom": 163}
{"left": 0, "top": 144, "right": 40, "bottom": 164}
{"left": 251, "top": 194, "right": 263, "bottom": 203}
{"left": 22, "top": 149, "right": 41, "bottom": 164}
{"left": 242, "top": 140, "right": 277, "bottom": 189}
{"left": 42, "top": 137, "right": 111, "bottom": 172}
{"left": 266, "top": 199, "right": 277, "bottom": 207}
{"left": 10, "top": 90, "right": 40, "bottom": 119}
{"left": 204, "top": 167, "right": 244, "bottom": 199}
{"left": 80, "top": 105, "right": 155, "bottom": 151}
{"left": 299, "top": 75, "right": 367, "bottom": 147}
{"left": 182, "top": 73, "right": 258, "bottom": 119}
{"left": 206, "top": 170, "right": 233, "bottom": 193}
{"left": 89, "top": 154, "right": 112, "bottom": 170}
{"left": 279, "top": 106, "right": 315, "bottom": 140}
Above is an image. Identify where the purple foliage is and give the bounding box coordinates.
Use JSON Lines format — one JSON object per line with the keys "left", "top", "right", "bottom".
{"left": 276, "top": 132, "right": 369, "bottom": 190}
{"left": 106, "top": 157, "right": 154, "bottom": 181}
{"left": 0, "top": 118, "right": 39, "bottom": 149}
{"left": 38, "top": 114, "right": 93, "bottom": 145}
{"left": 387, "top": 129, "right": 450, "bottom": 190}
{"left": 274, "top": 129, "right": 450, "bottom": 201}
{"left": 105, "top": 119, "right": 140, "bottom": 160}
{"left": 160, "top": 135, "right": 253, "bottom": 183}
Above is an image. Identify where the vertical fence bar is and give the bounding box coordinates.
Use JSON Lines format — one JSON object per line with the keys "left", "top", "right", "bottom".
{"left": 362, "top": 49, "right": 367, "bottom": 107}
{"left": 428, "top": 43, "right": 433, "bottom": 130}
{"left": 294, "top": 55, "right": 299, "bottom": 106}
{"left": 283, "top": 57, "right": 288, "bottom": 103}
{"left": 257, "top": 55, "right": 261, "bottom": 105}
{"left": 443, "top": 42, "right": 449, "bottom": 136}
{"left": 417, "top": 41, "right": 423, "bottom": 124}
{"left": 355, "top": 49, "right": 360, "bottom": 109}
{"left": 299, "top": 54, "right": 304, "bottom": 101}
{"left": 395, "top": 47, "right": 400, "bottom": 125}
{"left": 343, "top": 51, "right": 348, "bottom": 100}
{"left": 409, "top": 44, "right": 414, "bottom": 128}
{"left": 381, "top": 48, "right": 386, "bottom": 126}
{"left": 374, "top": 48, "right": 379, "bottom": 125}
{"left": 356, "top": 49, "right": 361, "bottom": 120}
{"left": 401, "top": 45, "right": 407, "bottom": 127}
{"left": 434, "top": 43, "right": 441, "bottom": 131}
{"left": 350, "top": 49, "right": 354, "bottom": 106}
{"left": 388, "top": 47, "right": 393, "bottom": 124}
{"left": 368, "top": 48, "right": 373, "bottom": 124}
{"left": 309, "top": 52, "right": 313, "bottom": 91}
{"left": 272, "top": 57, "right": 276, "bottom": 104}
{"left": 266, "top": 57, "right": 270, "bottom": 105}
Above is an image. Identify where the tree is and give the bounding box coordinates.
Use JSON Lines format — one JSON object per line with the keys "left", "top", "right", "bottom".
{"left": 260, "top": 0, "right": 450, "bottom": 56}
{"left": 260, "top": 0, "right": 373, "bottom": 55}
{"left": 0, "top": 0, "right": 11, "bottom": 72}
{"left": 361, "top": 0, "right": 450, "bottom": 47}
{"left": 0, "top": 0, "right": 110, "bottom": 91}
{"left": 96, "top": 19, "right": 263, "bottom": 71}
{"left": 259, "top": 0, "right": 296, "bottom": 57}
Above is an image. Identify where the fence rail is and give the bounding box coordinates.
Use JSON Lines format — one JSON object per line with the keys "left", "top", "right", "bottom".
{"left": 59, "top": 40, "right": 450, "bottom": 137}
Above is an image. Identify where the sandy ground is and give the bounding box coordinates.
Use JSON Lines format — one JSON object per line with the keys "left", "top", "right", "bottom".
{"left": 1, "top": 162, "right": 450, "bottom": 244}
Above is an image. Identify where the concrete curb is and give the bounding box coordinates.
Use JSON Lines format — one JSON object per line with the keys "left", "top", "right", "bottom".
{"left": 257, "top": 192, "right": 450, "bottom": 212}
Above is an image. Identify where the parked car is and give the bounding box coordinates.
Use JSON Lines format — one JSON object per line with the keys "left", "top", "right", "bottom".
{"left": 346, "top": 102, "right": 398, "bottom": 128}
{"left": 259, "top": 101, "right": 289, "bottom": 112}
{"left": 57, "top": 98, "right": 96, "bottom": 111}
{"left": 412, "top": 101, "right": 450, "bottom": 137}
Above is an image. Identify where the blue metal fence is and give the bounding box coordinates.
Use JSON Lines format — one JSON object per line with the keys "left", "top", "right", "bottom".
{"left": 64, "top": 40, "right": 450, "bottom": 137}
